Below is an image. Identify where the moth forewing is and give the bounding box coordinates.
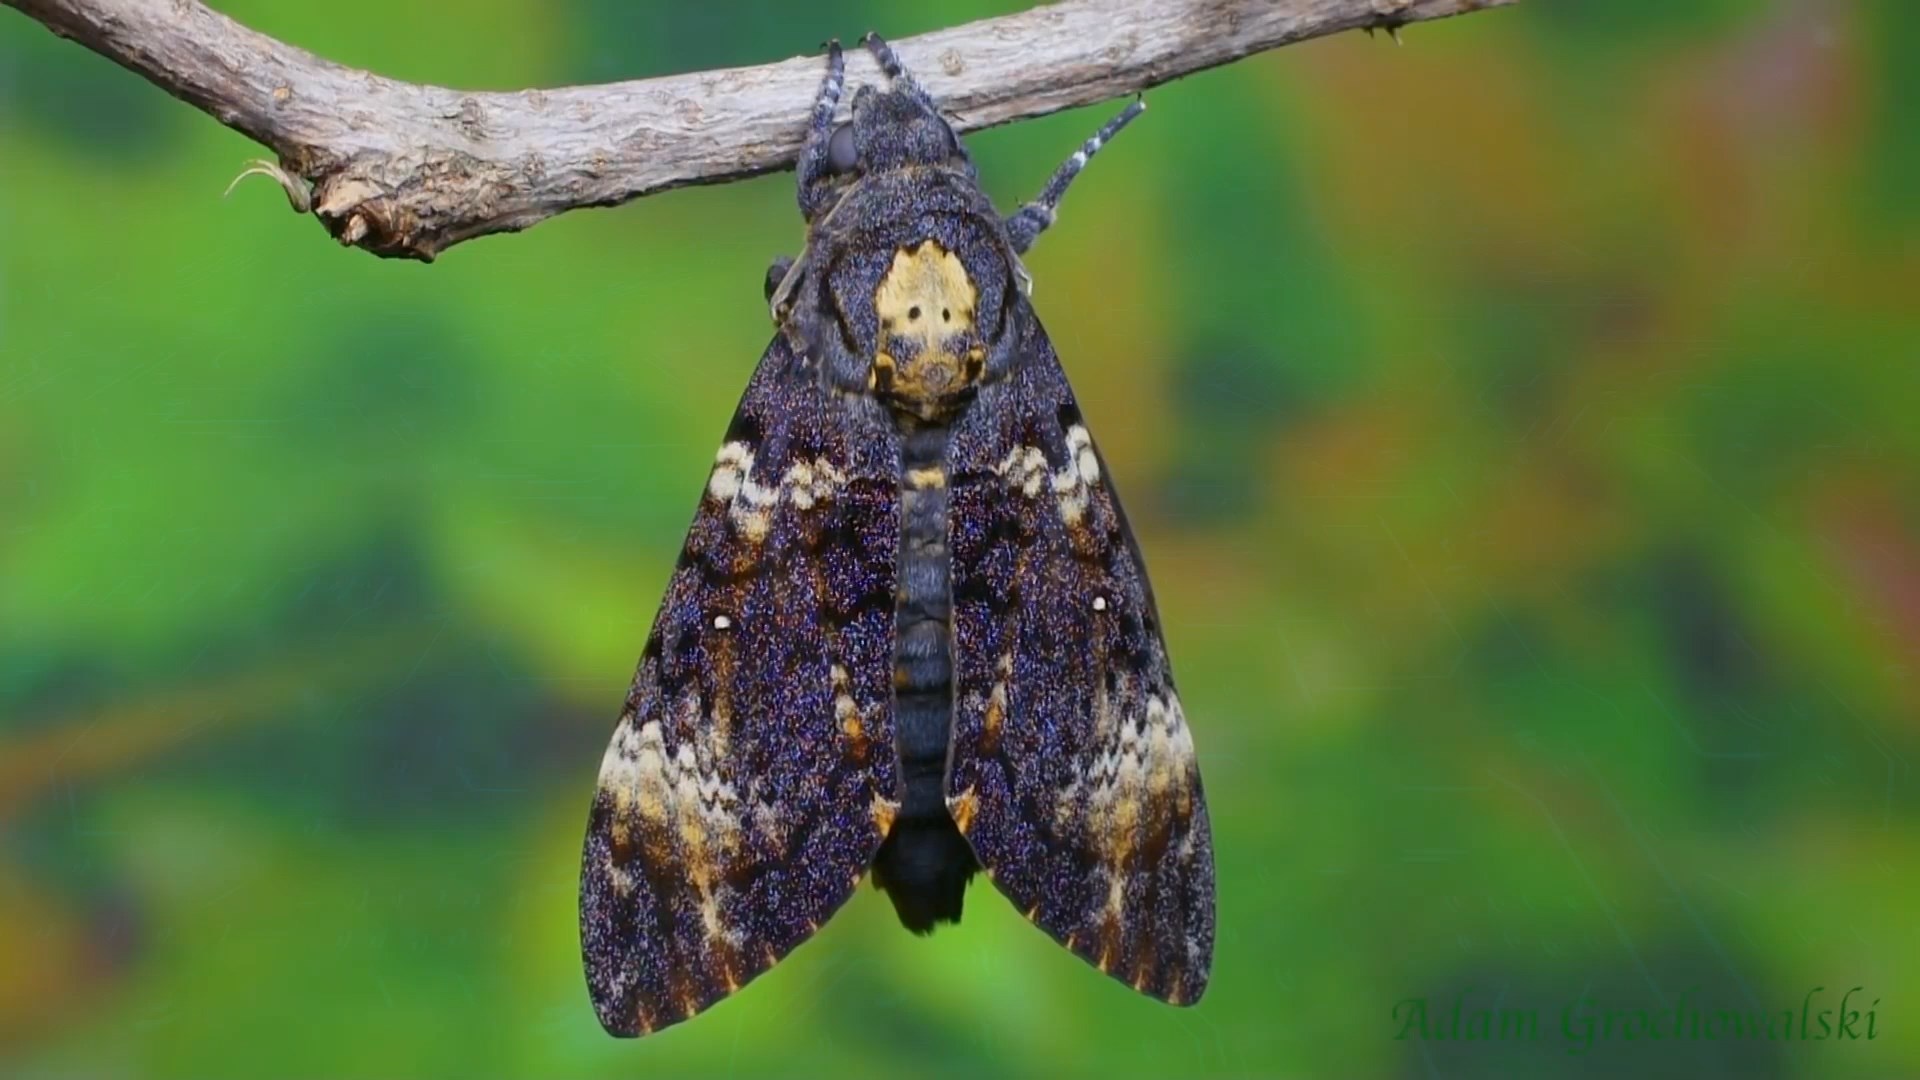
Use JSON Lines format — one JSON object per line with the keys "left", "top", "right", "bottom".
{"left": 579, "top": 335, "right": 905, "bottom": 1037}
{"left": 944, "top": 328, "right": 1215, "bottom": 1006}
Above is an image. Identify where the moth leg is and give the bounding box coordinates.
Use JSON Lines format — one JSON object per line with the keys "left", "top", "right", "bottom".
{"left": 1004, "top": 98, "right": 1147, "bottom": 255}
{"left": 764, "top": 255, "right": 795, "bottom": 303}
{"left": 861, "top": 31, "right": 938, "bottom": 111}
{"left": 797, "top": 39, "right": 847, "bottom": 217}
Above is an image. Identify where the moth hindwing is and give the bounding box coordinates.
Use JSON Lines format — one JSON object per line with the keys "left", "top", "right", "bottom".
{"left": 581, "top": 32, "right": 1212, "bottom": 1037}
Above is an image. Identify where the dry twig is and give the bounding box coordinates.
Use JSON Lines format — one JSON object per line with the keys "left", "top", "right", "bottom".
{"left": 4, "top": 0, "right": 1516, "bottom": 260}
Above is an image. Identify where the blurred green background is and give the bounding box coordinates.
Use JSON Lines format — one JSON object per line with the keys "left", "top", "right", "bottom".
{"left": 2, "top": 1, "right": 1916, "bottom": 1077}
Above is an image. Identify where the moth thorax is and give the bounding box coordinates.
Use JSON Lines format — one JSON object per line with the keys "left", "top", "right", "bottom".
{"left": 870, "top": 239, "right": 986, "bottom": 420}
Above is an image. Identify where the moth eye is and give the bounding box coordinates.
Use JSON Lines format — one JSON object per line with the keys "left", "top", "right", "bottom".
{"left": 826, "top": 123, "right": 858, "bottom": 174}
{"left": 908, "top": 306, "right": 921, "bottom": 321}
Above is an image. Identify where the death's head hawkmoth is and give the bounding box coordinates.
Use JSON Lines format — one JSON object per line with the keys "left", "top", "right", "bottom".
{"left": 580, "top": 33, "right": 1214, "bottom": 1037}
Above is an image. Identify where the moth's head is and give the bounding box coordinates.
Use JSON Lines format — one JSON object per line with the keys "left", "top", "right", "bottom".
{"left": 804, "top": 82, "right": 971, "bottom": 209}
{"left": 847, "top": 82, "right": 969, "bottom": 173}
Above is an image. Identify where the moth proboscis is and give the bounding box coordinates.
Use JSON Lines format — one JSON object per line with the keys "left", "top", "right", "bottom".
{"left": 580, "top": 32, "right": 1215, "bottom": 1037}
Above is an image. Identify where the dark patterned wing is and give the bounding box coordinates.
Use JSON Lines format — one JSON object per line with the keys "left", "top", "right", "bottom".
{"left": 581, "top": 335, "right": 902, "bottom": 1036}
{"left": 946, "top": 315, "right": 1215, "bottom": 1005}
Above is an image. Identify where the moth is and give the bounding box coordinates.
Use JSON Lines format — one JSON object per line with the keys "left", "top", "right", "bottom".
{"left": 580, "top": 34, "right": 1214, "bottom": 1037}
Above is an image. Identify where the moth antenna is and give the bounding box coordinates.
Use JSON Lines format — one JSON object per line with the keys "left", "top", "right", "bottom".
{"left": 796, "top": 39, "right": 847, "bottom": 215}
{"left": 1004, "top": 98, "right": 1146, "bottom": 256}
{"left": 861, "top": 32, "right": 938, "bottom": 111}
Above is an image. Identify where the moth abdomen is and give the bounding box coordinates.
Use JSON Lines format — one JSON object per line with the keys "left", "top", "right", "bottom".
{"left": 871, "top": 811, "right": 977, "bottom": 934}
{"left": 873, "top": 416, "right": 980, "bottom": 931}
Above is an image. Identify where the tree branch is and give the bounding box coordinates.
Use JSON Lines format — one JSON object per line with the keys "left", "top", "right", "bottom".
{"left": 4, "top": 0, "right": 1516, "bottom": 261}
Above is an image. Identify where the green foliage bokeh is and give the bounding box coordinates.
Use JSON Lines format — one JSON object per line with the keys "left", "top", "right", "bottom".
{"left": 2, "top": 3, "right": 1916, "bottom": 1077}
